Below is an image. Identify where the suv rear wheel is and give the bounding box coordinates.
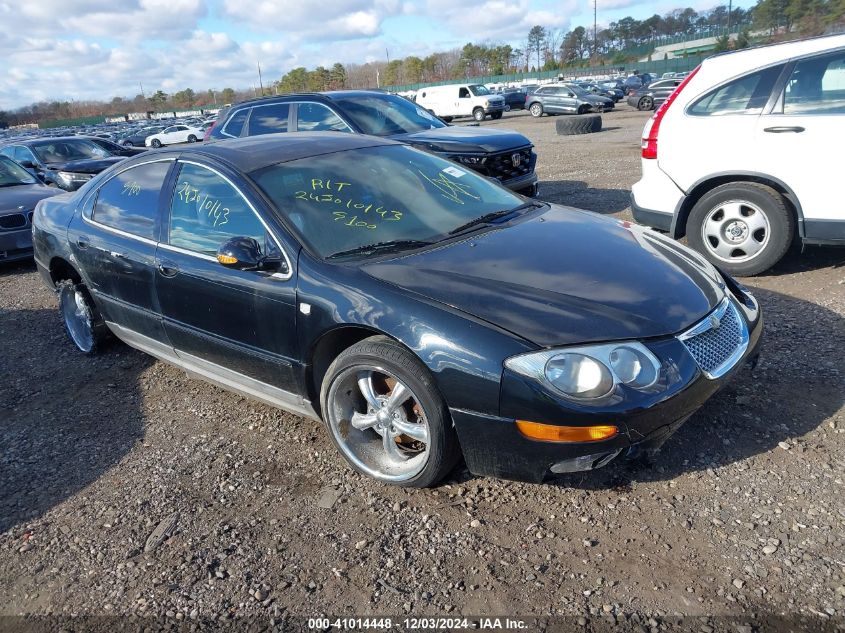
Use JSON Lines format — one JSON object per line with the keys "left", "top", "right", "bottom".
{"left": 686, "top": 182, "right": 794, "bottom": 276}
{"left": 529, "top": 103, "right": 543, "bottom": 117}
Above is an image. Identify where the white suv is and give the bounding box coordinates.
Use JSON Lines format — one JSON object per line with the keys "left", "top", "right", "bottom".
{"left": 631, "top": 33, "right": 845, "bottom": 275}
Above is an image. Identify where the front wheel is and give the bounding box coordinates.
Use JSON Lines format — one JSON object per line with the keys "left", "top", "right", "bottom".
{"left": 320, "top": 337, "right": 460, "bottom": 487}
{"left": 638, "top": 96, "right": 654, "bottom": 111}
{"left": 504, "top": 104, "right": 511, "bottom": 112}
{"left": 577, "top": 104, "right": 590, "bottom": 115}
{"left": 187, "top": 134, "right": 197, "bottom": 143}
{"left": 686, "top": 182, "right": 794, "bottom": 276}
{"left": 57, "top": 280, "right": 108, "bottom": 354}
{"left": 472, "top": 108, "right": 485, "bottom": 122}
{"left": 151, "top": 138, "right": 162, "bottom": 148}
{"left": 529, "top": 102, "right": 543, "bottom": 117}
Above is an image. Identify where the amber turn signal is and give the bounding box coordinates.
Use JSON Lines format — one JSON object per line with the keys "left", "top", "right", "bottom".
{"left": 217, "top": 254, "right": 238, "bottom": 265}
{"left": 515, "top": 420, "right": 618, "bottom": 443}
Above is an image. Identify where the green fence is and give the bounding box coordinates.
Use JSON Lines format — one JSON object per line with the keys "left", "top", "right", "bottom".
{"left": 40, "top": 115, "right": 107, "bottom": 129}
{"left": 387, "top": 54, "right": 708, "bottom": 93}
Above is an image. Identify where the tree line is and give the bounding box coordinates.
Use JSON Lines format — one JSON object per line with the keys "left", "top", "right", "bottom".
{"left": 2, "top": 0, "right": 843, "bottom": 128}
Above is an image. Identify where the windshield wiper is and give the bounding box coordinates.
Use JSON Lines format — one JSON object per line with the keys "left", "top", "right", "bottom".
{"left": 327, "top": 239, "right": 433, "bottom": 260}
{"left": 448, "top": 200, "right": 545, "bottom": 236}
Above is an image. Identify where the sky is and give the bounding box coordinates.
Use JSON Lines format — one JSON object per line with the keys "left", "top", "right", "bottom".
{"left": 0, "top": 0, "right": 756, "bottom": 110}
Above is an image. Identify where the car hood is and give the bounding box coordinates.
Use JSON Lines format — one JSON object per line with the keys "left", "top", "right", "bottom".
{"left": 391, "top": 126, "right": 532, "bottom": 154}
{"left": 0, "top": 183, "right": 58, "bottom": 212}
{"left": 43, "top": 157, "right": 124, "bottom": 174}
{"left": 361, "top": 206, "right": 724, "bottom": 347}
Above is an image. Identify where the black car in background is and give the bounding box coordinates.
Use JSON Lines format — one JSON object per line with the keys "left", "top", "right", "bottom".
{"left": 500, "top": 89, "right": 527, "bottom": 111}
{"left": 627, "top": 78, "right": 683, "bottom": 110}
{"left": 32, "top": 133, "right": 761, "bottom": 486}
{"left": 0, "top": 155, "right": 57, "bottom": 262}
{"left": 207, "top": 91, "right": 538, "bottom": 196}
{"left": 84, "top": 136, "right": 148, "bottom": 157}
{"left": 0, "top": 137, "right": 125, "bottom": 191}
{"left": 119, "top": 126, "right": 165, "bottom": 147}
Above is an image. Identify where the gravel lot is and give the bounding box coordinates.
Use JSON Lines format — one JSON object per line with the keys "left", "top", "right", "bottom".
{"left": 1, "top": 105, "right": 844, "bottom": 631}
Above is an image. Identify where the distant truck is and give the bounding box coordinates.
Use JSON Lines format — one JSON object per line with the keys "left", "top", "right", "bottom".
{"left": 415, "top": 84, "right": 506, "bottom": 122}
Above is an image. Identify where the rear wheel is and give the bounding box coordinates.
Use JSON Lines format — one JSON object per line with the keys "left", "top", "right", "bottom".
{"left": 57, "top": 280, "right": 108, "bottom": 355}
{"left": 151, "top": 138, "right": 162, "bottom": 148}
{"left": 320, "top": 337, "right": 460, "bottom": 487}
{"left": 638, "top": 96, "right": 654, "bottom": 111}
{"left": 686, "top": 182, "right": 794, "bottom": 276}
{"left": 529, "top": 102, "right": 543, "bottom": 117}
{"left": 187, "top": 134, "right": 197, "bottom": 143}
{"left": 472, "top": 108, "right": 485, "bottom": 122}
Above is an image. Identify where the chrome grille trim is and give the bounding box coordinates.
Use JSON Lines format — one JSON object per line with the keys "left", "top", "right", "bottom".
{"left": 678, "top": 297, "right": 749, "bottom": 380}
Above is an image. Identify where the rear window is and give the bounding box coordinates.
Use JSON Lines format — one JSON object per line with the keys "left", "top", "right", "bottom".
{"left": 93, "top": 161, "right": 171, "bottom": 240}
{"left": 220, "top": 108, "right": 248, "bottom": 138}
{"left": 688, "top": 65, "right": 784, "bottom": 116}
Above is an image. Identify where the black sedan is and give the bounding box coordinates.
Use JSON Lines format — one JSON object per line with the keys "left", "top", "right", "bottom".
{"left": 627, "top": 78, "right": 682, "bottom": 111}
{"left": 0, "top": 155, "right": 57, "bottom": 262}
{"left": 32, "top": 133, "right": 762, "bottom": 486}
{"left": 84, "top": 136, "right": 147, "bottom": 157}
{"left": 0, "top": 137, "right": 125, "bottom": 191}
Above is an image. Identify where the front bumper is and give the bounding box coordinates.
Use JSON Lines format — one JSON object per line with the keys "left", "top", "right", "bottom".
{"left": 452, "top": 291, "right": 763, "bottom": 483}
{"left": 502, "top": 171, "right": 539, "bottom": 196}
{"left": 0, "top": 227, "right": 34, "bottom": 262}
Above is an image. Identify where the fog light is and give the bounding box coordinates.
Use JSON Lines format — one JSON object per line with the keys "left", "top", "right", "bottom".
{"left": 515, "top": 420, "right": 618, "bottom": 443}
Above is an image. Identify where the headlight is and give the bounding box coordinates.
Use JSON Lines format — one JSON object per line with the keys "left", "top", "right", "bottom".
{"left": 483, "top": 100, "right": 490, "bottom": 107}
{"left": 56, "top": 171, "right": 92, "bottom": 187}
{"left": 505, "top": 342, "right": 662, "bottom": 403}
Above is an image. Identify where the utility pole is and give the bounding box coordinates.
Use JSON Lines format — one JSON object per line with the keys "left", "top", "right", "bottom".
{"left": 139, "top": 82, "right": 145, "bottom": 99}
{"left": 594, "top": 0, "right": 598, "bottom": 59}
{"left": 257, "top": 62, "right": 264, "bottom": 96}
{"left": 727, "top": 0, "right": 732, "bottom": 32}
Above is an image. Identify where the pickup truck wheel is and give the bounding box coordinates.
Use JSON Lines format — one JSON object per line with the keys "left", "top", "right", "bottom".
{"left": 57, "top": 280, "right": 108, "bottom": 355}
{"left": 555, "top": 114, "right": 602, "bottom": 135}
{"left": 472, "top": 108, "right": 485, "bottom": 122}
{"left": 529, "top": 103, "right": 543, "bottom": 117}
{"left": 686, "top": 182, "right": 794, "bottom": 276}
{"left": 321, "top": 337, "right": 461, "bottom": 487}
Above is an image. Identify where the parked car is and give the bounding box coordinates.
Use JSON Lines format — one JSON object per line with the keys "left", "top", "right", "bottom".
{"left": 577, "top": 82, "right": 623, "bottom": 102}
{"left": 145, "top": 125, "right": 203, "bottom": 148}
{"left": 526, "top": 84, "right": 612, "bottom": 117}
{"left": 206, "top": 91, "right": 538, "bottom": 196}
{"left": 84, "top": 136, "right": 148, "bottom": 157}
{"left": 623, "top": 75, "right": 643, "bottom": 94}
{"left": 32, "top": 132, "right": 762, "bottom": 486}
{"left": 120, "top": 126, "right": 164, "bottom": 147}
{"left": 415, "top": 84, "right": 506, "bottom": 121}
{"left": 0, "top": 155, "right": 57, "bottom": 262}
{"left": 500, "top": 88, "right": 528, "bottom": 111}
{"left": 632, "top": 33, "right": 845, "bottom": 275}
{"left": 627, "top": 78, "right": 683, "bottom": 111}
{"left": 0, "top": 137, "right": 125, "bottom": 191}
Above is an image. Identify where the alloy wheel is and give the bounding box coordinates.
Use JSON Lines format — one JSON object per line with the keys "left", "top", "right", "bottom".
{"left": 326, "top": 365, "right": 431, "bottom": 483}
{"left": 61, "top": 288, "right": 95, "bottom": 353}
{"left": 701, "top": 200, "right": 771, "bottom": 264}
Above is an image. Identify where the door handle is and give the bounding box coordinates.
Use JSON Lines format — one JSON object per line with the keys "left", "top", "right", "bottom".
{"left": 76, "top": 236, "right": 90, "bottom": 249}
{"left": 763, "top": 126, "right": 805, "bottom": 133}
{"left": 157, "top": 262, "right": 179, "bottom": 278}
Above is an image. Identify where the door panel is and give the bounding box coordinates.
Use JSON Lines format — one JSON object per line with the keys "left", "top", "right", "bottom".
{"left": 156, "top": 161, "right": 299, "bottom": 393}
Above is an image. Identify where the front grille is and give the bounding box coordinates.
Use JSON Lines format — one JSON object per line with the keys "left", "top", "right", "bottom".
{"left": 485, "top": 148, "right": 533, "bottom": 181}
{"left": 0, "top": 213, "right": 27, "bottom": 230}
{"left": 679, "top": 298, "right": 749, "bottom": 379}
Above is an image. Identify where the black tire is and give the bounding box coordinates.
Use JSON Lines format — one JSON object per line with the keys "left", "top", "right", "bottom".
{"left": 504, "top": 104, "right": 511, "bottom": 112}
{"left": 638, "top": 96, "right": 654, "bottom": 111}
{"left": 320, "top": 336, "right": 461, "bottom": 488}
{"left": 122, "top": 140, "right": 133, "bottom": 147}
{"left": 686, "top": 182, "right": 794, "bottom": 277}
{"left": 491, "top": 111, "right": 503, "bottom": 120}
{"left": 529, "top": 102, "right": 544, "bottom": 117}
{"left": 555, "top": 114, "right": 602, "bottom": 136}
{"left": 472, "top": 108, "right": 485, "bottom": 122}
{"left": 577, "top": 104, "right": 590, "bottom": 115}
{"left": 57, "top": 279, "right": 108, "bottom": 355}
{"left": 151, "top": 138, "right": 162, "bottom": 148}
{"left": 187, "top": 134, "right": 197, "bottom": 143}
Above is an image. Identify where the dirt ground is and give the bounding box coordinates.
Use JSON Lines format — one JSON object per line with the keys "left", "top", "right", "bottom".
{"left": 1, "top": 105, "right": 844, "bottom": 631}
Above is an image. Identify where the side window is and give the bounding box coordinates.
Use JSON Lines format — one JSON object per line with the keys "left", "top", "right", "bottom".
{"left": 168, "top": 163, "right": 271, "bottom": 256}
{"left": 458, "top": 87, "right": 470, "bottom": 98}
{"left": 13, "top": 146, "right": 35, "bottom": 163}
{"left": 247, "top": 103, "right": 290, "bottom": 135}
{"left": 295, "top": 103, "right": 349, "bottom": 132}
{"left": 782, "top": 51, "right": 845, "bottom": 115}
{"left": 221, "top": 108, "right": 248, "bottom": 138}
{"left": 689, "top": 65, "right": 784, "bottom": 116}
{"left": 93, "top": 161, "right": 171, "bottom": 240}
{"left": 0, "top": 147, "right": 14, "bottom": 159}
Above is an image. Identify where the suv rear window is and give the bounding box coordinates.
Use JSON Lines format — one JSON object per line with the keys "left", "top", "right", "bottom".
{"left": 782, "top": 51, "right": 845, "bottom": 115}
{"left": 220, "top": 108, "right": 248, "bottom": 138}
{"left": 688, "top": 65, "right": 784, "bottom": 116}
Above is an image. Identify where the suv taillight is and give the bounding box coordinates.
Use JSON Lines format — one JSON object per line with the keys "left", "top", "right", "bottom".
{"left": 641, "top": 65, "right": 700, "bottom": 160}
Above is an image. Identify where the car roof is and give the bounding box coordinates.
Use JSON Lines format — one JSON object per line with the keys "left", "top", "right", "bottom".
{"left": 224, "top": 89, "right": 391, "bottom": 110}
{"left": 704, "top": 32, "right": 845, "bottom": 75}
{"left": 0, "top": 136, "right": 95, "bottom": 148}
{"left": 168, "top": 131, "right": 399, "bottom": 173}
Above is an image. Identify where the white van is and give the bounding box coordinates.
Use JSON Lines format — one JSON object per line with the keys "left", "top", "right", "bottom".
{"left": 416, "top": 84, "right": 506, "bottom": 122}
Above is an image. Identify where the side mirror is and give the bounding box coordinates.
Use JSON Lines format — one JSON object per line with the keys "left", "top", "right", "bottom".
{"left": 19, "top": 160, "right": 35, "bottom": 169}
{"left": 216, "top": 236, "right": 288, "bottom": 274}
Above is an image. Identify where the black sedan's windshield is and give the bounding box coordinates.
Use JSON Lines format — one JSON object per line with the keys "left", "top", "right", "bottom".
{"left": 0, "top": 156, "right": 38, "bottom": 186}
{"left": 333, "top": 94, "right": 446, "bottom": 136}
{"left": 250, "top": 144, "right": 525, "bottom": 259}
{"left": 30, "top": 139, "right": 110, "bottom": 164}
